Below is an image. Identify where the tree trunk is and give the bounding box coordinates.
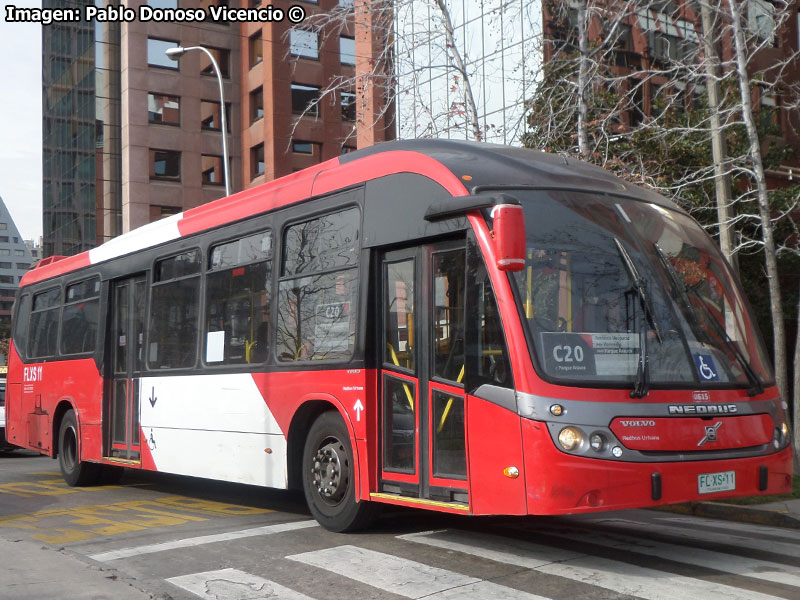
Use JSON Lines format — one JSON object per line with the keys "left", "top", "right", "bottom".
{"left": 577, "top": 2, "right": 589, "bottom": 158}
{"left": 727, "top": 0, "right": 788, "bottom": 403}
{"left": 793, "top": 285, "right": 800, "bottom": 464}
{"left": 700, "top": 2, "right": 736, "bottom": 268}
{"left": 434, "top": 0, "right": 482, "bottom": 141}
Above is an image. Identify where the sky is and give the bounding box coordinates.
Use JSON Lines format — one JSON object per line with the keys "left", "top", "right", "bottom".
{"left": 0, "top": 0, "right": 43, "bottom": 242}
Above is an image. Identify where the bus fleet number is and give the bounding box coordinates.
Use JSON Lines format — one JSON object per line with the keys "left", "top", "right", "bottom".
{"left": 552, "top": 345, "right": 584, "bottom": 363}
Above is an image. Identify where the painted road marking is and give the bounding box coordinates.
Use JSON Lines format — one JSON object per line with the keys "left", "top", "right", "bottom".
{"left": 539, "top": 526, "right": 800, "bottom": 587}
{"left": 0, "top": 496, "right": 271, "bottom": 544}
{"left": 653, "top": 515, "right": 800, "bottom": 541}
{"left": 91, "top": 519, "right": 318, "bottom": 562}
{"left": 287, "top": 545, "right": 549, "bottom": 599}
{"left": 401, "top": 530, "right": 784, "bottom": 600}
{"left": 583, "top": 518, "right": 800, "bottom": 557}
{"left": 168, "top": 568, "right": 315, "bottom": 600}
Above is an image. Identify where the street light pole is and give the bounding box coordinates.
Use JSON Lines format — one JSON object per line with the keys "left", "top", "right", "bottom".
{"left": 166, "top": 46, "right": 232, "bottom": 197}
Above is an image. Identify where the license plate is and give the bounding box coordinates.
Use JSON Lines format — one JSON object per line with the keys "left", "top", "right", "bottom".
{"left": 698, "top": 470, "right": 736, "bottom": 494}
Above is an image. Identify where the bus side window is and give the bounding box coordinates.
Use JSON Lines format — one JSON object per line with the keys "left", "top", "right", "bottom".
{"left": 28, "top": 287, "right": 61, "bottom": 359}
{"left": 465, "top": 235, "right": 513, "bottom": 391}
{"left": 277, "top": 207, "right": 360, "bottom": 362}
{"left": 61, "top": 277, "right": 100, "bottom": 355}
{"left": 148, "top": 250, "right": 202, "bottom": 369}
{"left": 204, "top": 230, "right": 272, "bottom": 366}
{"left": 12, "top": 293, "right": 31, "bottom": 360}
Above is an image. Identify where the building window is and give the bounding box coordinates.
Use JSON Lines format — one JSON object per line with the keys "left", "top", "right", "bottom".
{"left": 0, "top": 223, "right": 6, "bottom": 230}
{"left": 201, "top": 100, "right": 231, "bottom": 131}
{"left": 249, "top": 32, "right": 263, "bottom": 67}
{"left": 14, "top": 250, "right": 24, "bottom": 256}
{"left": 250, "top": 87, "right": 264, "bottom": 123}
{"left": 760, "top": 87, "right": 780, "bottom": 132}
{"left": 251, "top": 143, "right": 265, "bottom": 179}
{"left": 341, "top": 90, "right": 356, "bottom": 121}
{"left": 199, "top": 0, "right": 230, "bottom": 22}
{"left": 292, "top": 140, "right": 317, "bottom": 155}
{"left": 150, "top": 149, "right": 181, "bottom": 180}
{"left": 147, "top": 38, "right": 179, "bottom": 69}
{"left": 202, "top": 155, "right": 225, "bottom": 186}
{"left": 290, "top": 29, "right": 319, "bottom": 59}
{"left": 148, "top": 93, "right": 180, "bottom": 125}
{"left": 339, "top": 0, "right": 354, "bottom": 8}
{"left": 0, "top": 262, "right": 11, "bottom": 269}
{"left": 150, "top": 205, "right": 182, "bottom": 221}
{"left": 340, "top": 36, "right": 355, "bottom": 65}
{"left": 147, "top": 0, "right": 177, "bottom": 7}
{"left": 748, "top": 0, "right": 776, "bottom": 44}
{"left": 291, "top": 83, "right": 320, "bottom": 117}
{"left": 0, "top": 250, "right": 11, "bottom": 256}
{"left": 341, "top": 146, "right": 356, "bottom": 154}
{"left": 0, "top": 236, "right": 8, "bottom": 243}
{"left": 16, "top": 263, "right": 30, "bottom": 269}
{"left": 200, "top": 46, "right": 230, "bottom": 78}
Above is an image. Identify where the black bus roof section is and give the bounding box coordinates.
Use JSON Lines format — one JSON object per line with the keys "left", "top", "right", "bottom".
{"left": 340, "top": 139, "right": 683, "bottom": 213}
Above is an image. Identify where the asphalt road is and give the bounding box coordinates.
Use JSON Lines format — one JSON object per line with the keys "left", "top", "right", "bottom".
{"left": 1, "top": 450, "right": 799, "bottom": 600}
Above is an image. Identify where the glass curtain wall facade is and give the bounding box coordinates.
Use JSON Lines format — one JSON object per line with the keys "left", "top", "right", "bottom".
{"left": 395, "top": 0, "right": 542, "bottom": 144}
{"left": 42, "top": 0, "right": 122, "bottom": 258}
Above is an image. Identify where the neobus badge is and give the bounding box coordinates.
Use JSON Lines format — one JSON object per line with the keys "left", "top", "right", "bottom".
{"left": 668, "top": 404, "right": 737, "bottom": 415}
{"left": 23, "top": 366, "right": 43, "bottom": 382}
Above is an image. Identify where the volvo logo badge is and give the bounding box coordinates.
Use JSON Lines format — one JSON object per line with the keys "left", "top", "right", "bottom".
{"left": 697, "top": 422, "right": 722, "bottom": 447}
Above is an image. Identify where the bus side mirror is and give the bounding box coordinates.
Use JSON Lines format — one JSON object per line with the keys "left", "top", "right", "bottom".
{"left": 492, "top": 204, "right": 526, "bottom": 272}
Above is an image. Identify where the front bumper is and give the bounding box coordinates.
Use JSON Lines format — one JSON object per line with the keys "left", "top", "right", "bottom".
{"left": 521, "top": 417, "right": 793, "bottom": 514}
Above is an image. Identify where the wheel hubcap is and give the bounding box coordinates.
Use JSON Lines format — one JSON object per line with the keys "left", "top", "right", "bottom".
{"left": 311, "top": 438, "right": 347, "bottom": 505}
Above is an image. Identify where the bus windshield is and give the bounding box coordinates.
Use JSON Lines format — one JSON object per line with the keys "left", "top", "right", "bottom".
{"left": 509, "top": 189, "right": 773, "bottom": 390}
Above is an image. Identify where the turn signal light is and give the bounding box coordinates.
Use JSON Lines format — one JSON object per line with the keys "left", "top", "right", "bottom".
{"left": 503, "top": 466, "right": 520, "bottom": 479}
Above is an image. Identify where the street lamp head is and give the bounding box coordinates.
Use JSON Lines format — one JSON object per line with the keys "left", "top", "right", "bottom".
{"left": 165, "top": 47, "right": 187, "bottom": 61}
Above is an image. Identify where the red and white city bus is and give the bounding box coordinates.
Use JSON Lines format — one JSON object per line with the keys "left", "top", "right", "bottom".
{"left": 5, "top": 140, "right": 792, "bottom": 531}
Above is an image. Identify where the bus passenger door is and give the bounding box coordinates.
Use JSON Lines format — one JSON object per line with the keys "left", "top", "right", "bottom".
{"left": 379, "top": 240, "right": 468, "bottom": 508}
{"left": 106, "top": 275, "right": 146, "bottom": 463}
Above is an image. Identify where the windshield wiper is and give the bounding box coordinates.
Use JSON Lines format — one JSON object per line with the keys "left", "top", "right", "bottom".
{"left": 614, "top": 237, "right": 660, "bottom": 398}
{"left": 653, "top": 243, "right": 763, "bottom": 397}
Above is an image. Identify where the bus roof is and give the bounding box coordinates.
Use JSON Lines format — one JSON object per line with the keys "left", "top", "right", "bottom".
{"left": 22, "top": 140, "right": 680, "bottom": 287}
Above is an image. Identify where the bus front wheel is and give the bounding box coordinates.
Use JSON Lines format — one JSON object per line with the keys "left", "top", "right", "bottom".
{"left": 302, "top": 411, "right": 379, "bottom": 532}
{"left": 58, "top": 409, "right": 100, "bottom": 486}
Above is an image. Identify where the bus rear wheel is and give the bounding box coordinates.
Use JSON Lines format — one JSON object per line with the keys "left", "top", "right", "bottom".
{"left": 302, "top": 411, "right": 379, "bottom": 532}
{"left": 58, "top": 409, "right": 100, "bottom": 486}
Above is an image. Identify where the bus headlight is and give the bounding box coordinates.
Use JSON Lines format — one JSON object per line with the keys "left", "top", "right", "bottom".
{"left": 558, "top": 427, "right": 584, "bottom": 451}
{"left": 774, "top": 422, "right": 789, "bottom": 448}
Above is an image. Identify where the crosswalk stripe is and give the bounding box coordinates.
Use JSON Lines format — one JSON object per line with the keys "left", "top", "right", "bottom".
{"left": 287, "top": 545, "right": 548, "bottom": 599}
{"left": 401, "top": 529, "right": 786, "bottom": 600}
{"left": 581, "top": 518, "right": 800, "bottom": 557}
{"left": 89, "top": 519, "right": 318, "bottom": 562}
{"left": 539, "top": 526, "right": 800, "bottom": 587}
{"left": 652, "top": 515, "right": 800, "bottom": 541}
{"left": 167, "top": 568, "right": 315, "bottom": 600}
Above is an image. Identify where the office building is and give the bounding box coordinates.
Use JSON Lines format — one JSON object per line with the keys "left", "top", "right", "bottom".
{"left": 0, "top": 196, "right": 35, "bottom": 331}
{"left": 42, "top": 0, "right": 389, "bottom": 257}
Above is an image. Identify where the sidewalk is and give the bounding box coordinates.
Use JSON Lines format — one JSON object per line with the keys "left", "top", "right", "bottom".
{"left": 658, "top": 497, "right": 800, "bottom": 529}
{"left": 0, "top": 536, "right": 156, "bottom": 600}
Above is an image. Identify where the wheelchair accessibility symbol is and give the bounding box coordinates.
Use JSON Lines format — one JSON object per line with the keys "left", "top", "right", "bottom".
{"left": 693, "top": 354, "right": 719, "bottom": 381}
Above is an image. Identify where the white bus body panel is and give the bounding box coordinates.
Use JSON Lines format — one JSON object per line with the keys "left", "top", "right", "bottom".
{"left": 139, "top": 374, "right": 287, "bottom": 488}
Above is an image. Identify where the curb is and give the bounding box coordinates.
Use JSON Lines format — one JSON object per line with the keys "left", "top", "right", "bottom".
{"left": 654, "top": 502, "right": 800, "bottom": 529}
